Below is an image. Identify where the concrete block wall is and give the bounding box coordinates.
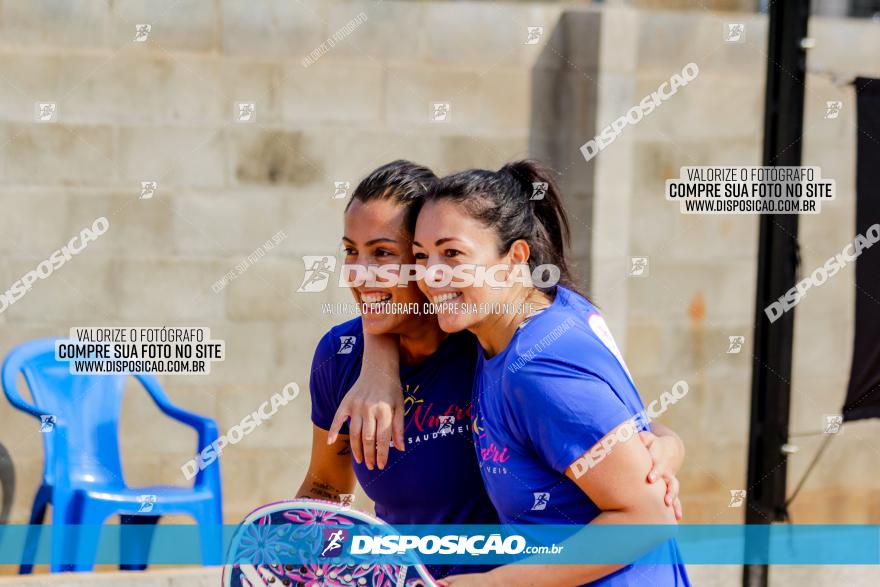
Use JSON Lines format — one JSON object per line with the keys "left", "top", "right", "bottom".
{"left": 0, "top": 0, "right": 559, "bottom": 530}
{"left": 586, "top": 8, "right": 880, "bottom": 525}
{"left": 0, "top": 1, "right": 877, "bottom": 563}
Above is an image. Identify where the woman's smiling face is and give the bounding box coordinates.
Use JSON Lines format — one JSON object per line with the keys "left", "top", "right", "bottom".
{"left": 413, "top": 199, "right": 521, "bottom": 333}
{"left": 343, "top": 198, "right": 425, "bottom": 335}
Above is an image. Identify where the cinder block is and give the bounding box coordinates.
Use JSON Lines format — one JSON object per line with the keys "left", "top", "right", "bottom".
{"left": 304, "top": 130, "right": 440, "bottom": 184}
{"left": 172, "top": 189, "right": 285, "bottom": 257}
{"left": 214, "top": 384, "right": 311, "bottom": 450}
{"left": 2, "top": 124, "right": 115, "bottom": 185}
{"left": 0, "top": 54, "right": 67, "bottom": 123}
{"left": 111, "top": 0, "right": 217, "bottom": 51}
{"left": 630, "top": 72, "right": 763, "bottom": 141}
{"left": 118, "top": 127, "right": 226, "bottom": 188}
{"left": 115, "top": 258, "right": 227, "bottom": 321}
{"left": 281, "top": 62, "right": 383, "bottom": 126}
{"left": 600, "top": 8, "right": 639, "bottom": 73}
{"left": 636, "top": 12, "right": 766, "bottom": 75}
{"left": 423, "top": 2, "right": 539, "bottom": 67}
{"left": 477, "top": 69, "right": 531, "bottom": 132}
{"left": 226, "top": 128, "right": 327, "bottom": 188}
{"left": 70, "top": 192, "right": 176, "bottom": 258}
{"left": 251, "top": 447, "right": 317, "bottom": 501}
{"left": 279, "top": 192, "right": 346, "bottom": 257}
{"left": 119, "top": 377, "right": 204, "bottom": 458}
{"left": 0, "top": 191, "right": 72, "bottom": 256}
{"left": 223, "top": 258, "right": 309, "bottom": 322}
{"left": 435, "top": 134, "right": 529, "bottom": 175}
{"left": 324, "top": 1, "right": 423, "bottom": 62}
{"left": 0, "top": 0, "right": 107, "bottom": 49}
{"left": 2, "top": 257, "right": 118, "bottom": 322}
{"left": 810, "top": 18, "right": 880, "bottom": 78}
{"left": 223, "top": 61, "right": 283, "bottom": 125}
{"left": 62, "top": 56, "right": 226, "bottom": 125}
{"left": 205, "top": 322, "right": 276, "bottom": 386}
{"left": 626, "top": 258, "right": 756, "bottom": 325}
{"left": 384, "top": 65, "right": 485, "bottom": 133}
{"left": 220, "top": 0, "right": 325, "bottom": 58}
{"left": 624, "top": 319, "right": 665, "bottom": 377}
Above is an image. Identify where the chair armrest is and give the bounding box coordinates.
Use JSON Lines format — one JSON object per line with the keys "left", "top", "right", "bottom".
{"left": 1, "top": 351, "right": 46, "bottom": 420}
{"left": 133, "top": 373, "right": 222, "bottom": 489}
{"left": 133, "top": 373, "right": 220, "bottom": 451}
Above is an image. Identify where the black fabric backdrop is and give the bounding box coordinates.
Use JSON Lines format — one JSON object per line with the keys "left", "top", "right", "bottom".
{"left": 843, "top": 77, "right": 880, "bottom": 422}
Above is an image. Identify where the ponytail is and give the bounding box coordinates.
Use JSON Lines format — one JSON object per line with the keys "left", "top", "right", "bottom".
{"left": 425, "top": 160, "right": 582, "bottom": 295}
{"left": 498, "top": 160, "right": 578, "bottom": 292}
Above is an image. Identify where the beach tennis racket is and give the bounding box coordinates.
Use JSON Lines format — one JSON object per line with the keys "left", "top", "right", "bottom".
{"left": 222, "top": 498, "right": 438, "bottom": 587}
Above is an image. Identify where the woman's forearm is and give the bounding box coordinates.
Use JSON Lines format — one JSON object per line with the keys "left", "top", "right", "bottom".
{"left": 484, "top": 506, "right": 675, "bottom": 586}
{"left": 363, "top": 332, "right": 400, "bottom": 378}
{"left": 650, "top": 422, "right": 685, "bottom": 474}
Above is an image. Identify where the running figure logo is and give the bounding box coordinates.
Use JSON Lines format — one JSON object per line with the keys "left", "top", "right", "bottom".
{"left": 824, "top": 101, "right": 842, "bottom": 119}
{"left": 724, "top": 23, "right": 745, "bottom": 43}
{"left": 728, "top": 489, "right": 746, "bottom": 508}
{"left": 297, "top": 256, "right": 337, "bottom": 292}
{"left": 430, "top": 102, "right": 450, "bottom": 122}
{"left": 531, "top": 492, "right": 550, "bottom": 511}
{"left": 629, "top": 257, "right": 649, "bottom": 277}
{"left": 337, "top": 336, "right": 356, "bottom": 355}
{"left": 236, "top": 102, "right": 256, "bottom": 123}
{"left": 437, "top": 415, "right": 456, "bottom": 436}
{"left": 134, "top": 24, "right": 151, "bottom": 42}
{"left": 333, "top": 181, "right": 351, "bottom": 199}
{"left": 727, "top": 336, "right": 745, "bottom": 354}
{"left": 320, "top": 528, "right": 348, "bottom": 558}
{"left": 35, "top": 102, "right": 57, "bottom": 122}
{"left": 140, "top": 181, "right": 158, "bottom": 200}
{"left": 531, "top": 182, "right": 548, "bottom": 201}
{"left": 40, "top": 415, "right": 56, "bottom": 433}
{"left": 137, "top": 494, "right": 157, "bottom": 513}
{"left": 823, "top": 415, "right": 843, "bottom": 434}
{"left": 524, "top": 26, "right": 544, "bottom": 45}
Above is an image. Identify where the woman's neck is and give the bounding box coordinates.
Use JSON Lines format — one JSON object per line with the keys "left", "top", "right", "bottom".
{"left": 398, "top": 318, "right": 448, "bottom": 365}
{"left": 472, "top": 289, "right": 552, "bottom": 359}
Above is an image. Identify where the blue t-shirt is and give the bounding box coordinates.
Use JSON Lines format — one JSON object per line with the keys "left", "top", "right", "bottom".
{"left": 310, "top": 318, "right": 500, "bottom": 577}
{"left": 472, "top": 287, "right": 690, "bottom": 586}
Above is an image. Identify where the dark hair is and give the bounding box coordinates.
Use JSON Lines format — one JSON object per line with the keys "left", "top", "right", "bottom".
{"left": 416, "top": 160, "right": 580, "bottom": 294}
{"left": 345, "top": 160, "right": 437, "bottom": 214}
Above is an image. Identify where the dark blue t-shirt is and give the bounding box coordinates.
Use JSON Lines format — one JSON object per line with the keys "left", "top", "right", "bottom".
{"left": 309, "top": 317, "right": 500, "bottom": 525}
{"left": 472, "top": 287, "right": 690, "bottom": 586}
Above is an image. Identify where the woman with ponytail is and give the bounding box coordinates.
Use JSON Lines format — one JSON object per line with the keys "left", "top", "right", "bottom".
{"left": 332, "top": 161, "right": 691, "bottom": 586}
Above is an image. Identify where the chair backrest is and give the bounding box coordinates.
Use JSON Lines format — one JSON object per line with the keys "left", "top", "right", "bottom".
{"left": 1, "top": 338, "right": 126, "bottom": 488}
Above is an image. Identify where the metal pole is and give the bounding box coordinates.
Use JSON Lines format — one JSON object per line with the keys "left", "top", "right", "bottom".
{"left": 743, "top": 1, "right": 811, "bottom": 586}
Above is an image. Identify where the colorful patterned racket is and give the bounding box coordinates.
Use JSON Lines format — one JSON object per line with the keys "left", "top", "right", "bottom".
{"left": 222, "top": 499, "right": 438, "bottom": 587}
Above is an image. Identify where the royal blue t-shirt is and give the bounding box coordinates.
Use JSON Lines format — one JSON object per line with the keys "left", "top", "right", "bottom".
{"left": 472, "top": 287, "right": 690, "bottom": 586}
{"left": 310, "top": 318, "right": 500, "bottom": 577}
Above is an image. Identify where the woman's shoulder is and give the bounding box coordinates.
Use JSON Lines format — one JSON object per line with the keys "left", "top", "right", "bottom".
{"left": 315, "top": 317, "right": 364, "bottom": 358}
{"left": 503, "top": 292, "right": 630, "bottom": 385}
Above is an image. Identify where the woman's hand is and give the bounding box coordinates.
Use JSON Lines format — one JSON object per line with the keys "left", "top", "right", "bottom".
{"left": 327, "top": 333, "right": 405, "bottom": 470}
{"left": 327, "top": 371, "right": 405, "bottom": 470}
{"left": 639, "top": 430, "right": 683, "bottom": 520}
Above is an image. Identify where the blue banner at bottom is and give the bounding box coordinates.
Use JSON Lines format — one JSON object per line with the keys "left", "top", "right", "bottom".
{"left": 0, "top": 524, "right": 877, "bottom": 566}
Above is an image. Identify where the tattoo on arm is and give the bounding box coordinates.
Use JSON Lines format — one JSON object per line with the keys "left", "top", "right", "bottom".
{"left": 309, "top": 481, "right": 343, "bottom": 501}
{"left": 336, "top": 439, "right": 351, "bottom": 456}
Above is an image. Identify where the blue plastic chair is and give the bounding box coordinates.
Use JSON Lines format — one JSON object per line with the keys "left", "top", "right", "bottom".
{"left": 1, "top": 338, "right": 223, "bottom": 572}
